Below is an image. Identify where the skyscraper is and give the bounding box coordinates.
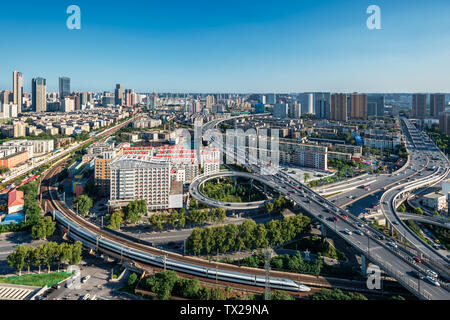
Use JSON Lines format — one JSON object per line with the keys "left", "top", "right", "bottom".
{"left": 430, "top": 93, "right": 445, "bottom": 118}
{"left": 314, "top": 93, "right": 331, "bottom": 119}
{"left": 299, "top": 93, "right": 314, "bottom": 115}
{"left": 59, "top": 77, "right": 71, "bottom": 99}
{"left": 330, "top": 93, "right": 348, "bottom": 122}
{"left": 266, "top": 93, "right": 276, "bottom": 105}
{"left": 349, "top": 93, "right": 368, "bottom": 119}
{"left": 115, "top": 84, "right": 123, "bottom": 106}
{"left": 273, "top": 103, "right": 289, "bottom": 118}
{"left": 13, "top": 71, "right": 23, "bottom": 113}
{"left": 32, "top": 77, "right": 47, "bottom": 112}
{"left": 412, "top": 93, "right": 427, "bottom": 119}
{"left": 439, "top": 111, "right": 450, "bottom": 135}
{"left": 367, "top": 95, "right": 385, "bottom": 117}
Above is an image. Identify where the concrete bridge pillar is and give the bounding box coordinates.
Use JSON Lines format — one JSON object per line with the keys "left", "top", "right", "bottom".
{"left": 234, "top": 177, "right": 238, "bottom": 187}
{"left": 250, "top": 179, "right": 254, "bottom": 189}
{"left": 361, "top": 255, "right": 367, "bottom": 277}
{"left": 264, "top": 184, "right": 267, "bottom": 193}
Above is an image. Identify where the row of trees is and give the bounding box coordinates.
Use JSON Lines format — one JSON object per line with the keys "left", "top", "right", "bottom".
{"left": 312, "top": 288, "right": 367, "bottom": 300}
{"left": 234, "top": 251, "right": 323, "bottom": 277}
{"left": 139, "top": 270, "right": 294, "bottom": 300}
{"left": 106, "top": 200, "right": 148, "bottom": 230}
{"left": 186, "top": 215, "right": 311, "bottom": 255}
{"left": 148, "top": 208, "right": 226, "bottom": 231}
{"left": 7, "top": 241, "right": 83, "bottom": 276}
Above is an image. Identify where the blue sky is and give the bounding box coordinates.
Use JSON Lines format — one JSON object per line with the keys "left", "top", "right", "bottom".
{"left": 1, "top": 0, "right": 449, "bottom": 93}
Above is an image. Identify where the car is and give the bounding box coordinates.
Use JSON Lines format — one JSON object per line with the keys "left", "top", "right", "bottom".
{"left": 387, "top": 242, "right": 398, "bottom": 249}
{"left": 410, "top": 270, "right": 425, "bottom": 280}
{"left": 354, "top": 230, "right": 363, "bottom": 236}
{"left": 426, "top": 270, "right": 438, "bottom": 278}
{"left": 341, "top": 215, "right": 348, "bottom": 221}
{"left": 413, "top": 256, "right": 422, "bottom": 263}
{"left": 81, "top": 275, "right": 91, "bottom": 284}
{"left": 356, "top": 222, "right": 364, "bottom": 227}
{"left": 343, "top": 229, "right": 352, "bottom": 235}
{"left": 425, "top": 276, "right": 440, "bottom": 287}
{"left": 318, "top": 215, "right": 324, "bottom": 219}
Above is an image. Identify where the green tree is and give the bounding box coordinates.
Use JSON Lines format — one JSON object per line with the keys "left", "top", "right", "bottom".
{"left": 74, "top": 195, "right": 93, "bottom": 216}
{"left": 69, "top": 241, "right": 83, "bottom": 265}
{"left": 128, "top": 273, "right": 138, "bottom": 287}
{"left": 107, "top": 210, "right": 124, "bottom": 230}
{"left": 145, "top": 270, "right": 178, "bottom": 300}
{"left": 7, "top": 245, "right": 27, "bottom": 275}
{"left": 398, "top": 204, "right": 406, "bottom": 213}
{"left": 124, "top": 200, "right": 147, "bottom": 223}
{"left": 264, "top": 201, "right": 274, "bottom": 214}
{"left": 272, "top": 290, "right": 295, "bottom": 300}
{"left": 31, "top": 217, "right": 56, "bottom": 240}
{"left": 414, "top": 207, "right": 424, "bottom": 215}
{"left": 304, "top": 173, "right": 310, "bottom": 183}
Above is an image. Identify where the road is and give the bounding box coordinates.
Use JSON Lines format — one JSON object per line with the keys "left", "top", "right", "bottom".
{"left": 202, "top": 114, "right": 450, "bottom": 300}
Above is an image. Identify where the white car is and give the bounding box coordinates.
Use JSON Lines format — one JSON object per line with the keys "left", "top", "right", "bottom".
{"left": 426, "top": 270, "right": 438, "bottom": 278}
{"left": 343, "top": 229, "right": 352, "bottom": 236}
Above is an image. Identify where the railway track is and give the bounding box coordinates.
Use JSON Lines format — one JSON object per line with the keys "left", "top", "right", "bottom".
{"left": 39, "top": 146, "right": 411, "bottom": 297}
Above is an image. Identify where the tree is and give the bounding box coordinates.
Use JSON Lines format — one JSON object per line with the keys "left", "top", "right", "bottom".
{"left": 272, "top": 290, "right": 295, "bottom": 300}
{"left": 69, "top": 241, "right": 83, "bottom": 265}
{"left": 107, "top": 210, "right": 123, "bottom": 230}
{"left": 41, "top": 242, "right": 59, "bottom": 273}
{"left": 398, "top": 204, "right": 406, "bottom": 213}
{"left": 433, "top": 211, "right": 440, "bottom": 216}
{"left": 304, "top": 173, "right": 310, "bottom": 183}
{"left": 74, "top": 195, "right": 93, "bottom": 216}
{"left": 31, "top": 217, "right": 56, "bottom": 240}
{"left": 264, "top": 201, "right": 274, "bottom": 214}
{"left": 7, "top": 245, "right": 27, "bottom": 275}
{"left": 414, "top": 207, "right": 424, "bottom": 215}
{"left": 124, "top": 200, "right": 147, "bottom": 223}
{"left": 128, "top": 273, "right": 138, "bottom": 287}
{"left": 33, "top": 245, "right": 45, "bottom": 274}
{"left": 145, "top": 270, "right": 178, "bottom": 300}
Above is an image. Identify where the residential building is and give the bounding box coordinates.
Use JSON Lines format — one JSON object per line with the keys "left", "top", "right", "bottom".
{"left": 330, "top": 93, "right": 347, "bottom": 122}
{"left": 32, "top": 77, "right": 47, "bottom": 112}
{"left": 412, "top": 93, "right": 427, "bottom": 119}
{"left": 349, "top": 93, "right": 368, "bottom": 119}
{"left": 13, "top": 71, "right": 23, "bottom": 113}
{"left": 430, "top": 93, "right": 445, "bottom": 118}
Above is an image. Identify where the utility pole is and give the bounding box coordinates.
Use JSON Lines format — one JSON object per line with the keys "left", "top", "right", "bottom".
{"left": 264, "top": 248, "right": 271, "bottom": 301}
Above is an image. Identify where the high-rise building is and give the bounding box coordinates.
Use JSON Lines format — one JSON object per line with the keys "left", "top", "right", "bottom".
{"left": 412, "top": 93, "right": 427, "bottom": 119}
{"left": 439, "top": 111, "right": 450, "bottom": 135}
{"left": 80, "top": 92, "right": 88, "bottom": 106}
{"left": 330, "top": 93, "right": 348, "bottom": 122}
{"left": 59, "top": 77, "right": 71, "bottom": 99}
{"left": 0, "top": 91, "right": 10, "bottom": 105}
{"left": 13, "top": 71, "right": 23, "bottom": 114}
{"left": 205, "top": 95, "right": 215, "bottom": 109}
{"left": 349, "top": 93, "right": 368, "bottom": 119}
{"left": 115, "top": 84, "right": 123, "bottom": 105}
{"left": 109, "top": 156, "right": 172, "bottom": 210}
{"left": 31, "top": 77, "right": 47, "bottom": 112}
{"left": 273, "top": 103, "right": 289, "bottom": 118}
{"left": 61, "top": 97, "right": 75, "bottom": 112}
{"left": 314, "top": 93, "right": 331, "bottom": 119}
{"left": 367, "top": 95, "right": 385, "bottom": 117}
{"left": 430, "top": 93, "right": 445, "bottom": 118}
{"left": 299, "top": 93, "right": 314, "bottom": 115}
{"left": 266, "top": 93, "right": 276, "bottom": 105}
{"left": 74, "top": 94, "right": 81, "bottom": 110}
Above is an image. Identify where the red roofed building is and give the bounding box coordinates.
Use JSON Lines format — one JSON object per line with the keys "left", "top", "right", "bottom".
{"left": 8, "top": 189, "right": 24, "bottom": 214}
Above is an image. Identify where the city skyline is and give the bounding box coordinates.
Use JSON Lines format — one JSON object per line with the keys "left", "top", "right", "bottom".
{"left": 1, "top": 0, "right": 450, "bottom": 93}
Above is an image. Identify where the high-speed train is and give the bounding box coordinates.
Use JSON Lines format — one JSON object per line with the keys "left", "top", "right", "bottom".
{"left": 54, "top": 210, "right": 311, "bottom": 292}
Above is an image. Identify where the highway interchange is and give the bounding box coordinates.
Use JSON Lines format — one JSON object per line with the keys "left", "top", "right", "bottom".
{"left": 201, "top": 115, "right": 450, "bottom": 300}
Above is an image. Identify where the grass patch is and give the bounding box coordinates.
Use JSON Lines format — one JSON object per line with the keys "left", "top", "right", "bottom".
{"left": 0, "top": 272, "right": 72, "bottom": 287}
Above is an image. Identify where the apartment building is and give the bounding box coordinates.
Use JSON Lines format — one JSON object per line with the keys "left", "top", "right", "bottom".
{"left": 109, "top": 156, "right": 175, "bottom": 210}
